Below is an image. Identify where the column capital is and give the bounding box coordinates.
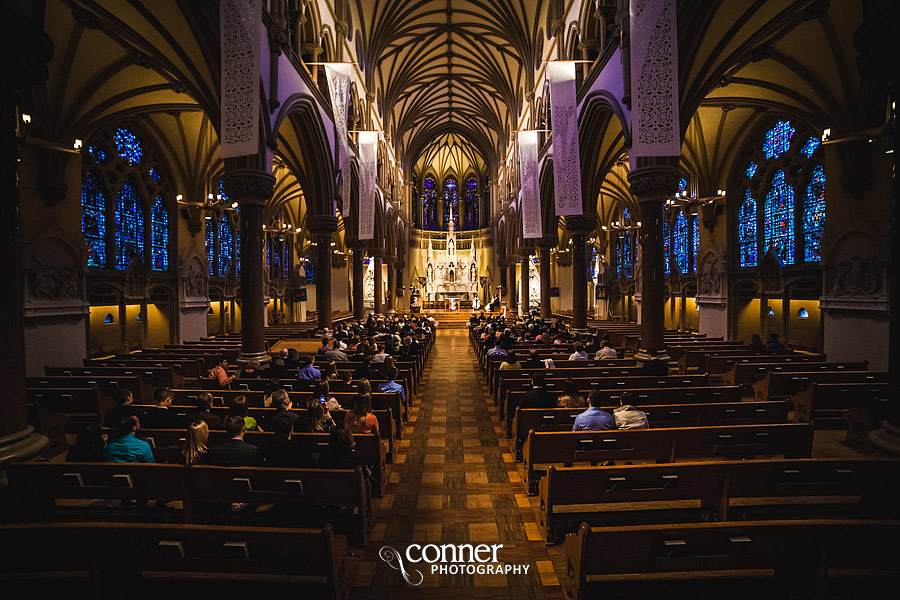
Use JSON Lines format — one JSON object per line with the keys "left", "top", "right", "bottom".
{"left": 497, "top": 259, "right": 509, "bottom": 269}
{"left": 564, "top": 213, "right": 598, "bottom": 234}
{"left": 223, "top": 170, "right": 275, "bottom": 207}
{"left": 627, "top": 163, "right": 681, "bottom": 199}
{"left": 344, "top": 235, "right": 369, "bottom": 250}
{"left": 536, "top": 235, "right": 558, "bottom": 249}
{"left": 382, "top": 255, "right": 397, "bottom": 265}
{"left": 307, "top": 214, "right": 339, "bottom": 234}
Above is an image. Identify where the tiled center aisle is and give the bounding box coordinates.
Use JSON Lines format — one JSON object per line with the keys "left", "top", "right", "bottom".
{"left": 350, "top": 328, "right": 566, "bottom": 599}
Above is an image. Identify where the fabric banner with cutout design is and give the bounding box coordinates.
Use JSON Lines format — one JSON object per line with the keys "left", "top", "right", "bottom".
{"left": 630, "top": 0, "right": 680, "bottom": 157}
{"left": 220, "top": 0, "right": 261, "bottom": 158}
{"left": 358, "top": 131, "right": 378, "bottom": 240}
{"left": 518, "top": 130, "right": 542, "bottom": 238}
{"left": 547, "top": 61, "right": 583, "bottom": 216}
{"left": 325, "top": 64, "right": 353, "bottom": 216}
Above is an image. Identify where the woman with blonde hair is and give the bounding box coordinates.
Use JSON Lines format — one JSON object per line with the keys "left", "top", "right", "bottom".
{"left": 182, "top": 420, "right": 209, "bottom": 466}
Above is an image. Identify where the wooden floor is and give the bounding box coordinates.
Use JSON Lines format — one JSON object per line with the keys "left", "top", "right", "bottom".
{"left": 348, "top": 327, "right": 567, "bottom": 599}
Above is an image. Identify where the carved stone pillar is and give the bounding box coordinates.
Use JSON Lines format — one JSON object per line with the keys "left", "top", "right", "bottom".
{"left": 508, "top": 260, "right": 518, "bottom": 314}
{"left": 307, "top": 214, "right": 338, "bottom": 330}
{"left": 537, "top": 238, "right": 555, "bottom": 319}
{"left": 628, "top": 162, "right": 679, "bottom": 359}
{"left": 498, "top": 259, "right": 508, "bottom": 297}
{"left": 223, "top": 169, "right": 275, "bottom": 365}
{"left": 346, "top": 238, "right": 366, "bottom": 321}
{"left": 566, "top": 214, "right": 598, "bottom": 332}
{"left": 372, "top": 251, "right": 384, "bottom": 315}
{"left": 384, "top": 256, "right": 396, "bottom": 313}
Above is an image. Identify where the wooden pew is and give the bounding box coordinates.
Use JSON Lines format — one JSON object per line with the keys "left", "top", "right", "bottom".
{"left": 563, "top": 519, "right": 900, "bottom": 600}
{"left": 539, "top": 458, "right": 900, "bottom": 543}
{"left": 723, "top": 360, "right": 869, "bottom": 388}
{"left": 234, "top": 379, "right": 408, "bottom": 421}
{"left": 522, "top": 423, "right": 814, "bottom": 494}
{"left": 752, "top": 371, "right": 888, "bottom": 402}
{"left": 491, "top": 362, "right": 638, "bottom": 396}
{"left": 26, "top": 374, "right": 145, "bottom": 403}
{"left": 46, "top": 365, "right": 183, "bottom": 390}
{"left": 791, "top": 382, "right": 890, "bottom": 436}
{"left": 0, "top": 522, "right": 349, "bottom": 599}
{"left": 677, "top": 348, "right": 784, "bottom": 373}
{"left": 703, "top": 352, "right": 825, "bottom": 375}
{"left": 25, "top": 387, "right": 112, "bottom": 455}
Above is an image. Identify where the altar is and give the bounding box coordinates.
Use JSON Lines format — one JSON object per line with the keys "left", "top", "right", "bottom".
{"left": 423, "top": 208, "right": 479, "bottom": 304}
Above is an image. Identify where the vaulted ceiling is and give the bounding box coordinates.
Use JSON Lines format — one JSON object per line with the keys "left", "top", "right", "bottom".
{"left": 349, "top": 0, "right": 551, "bottom": 176}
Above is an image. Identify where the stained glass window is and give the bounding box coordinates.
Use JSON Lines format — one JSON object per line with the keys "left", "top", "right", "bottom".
{"left": 149, "top": 167, "right": 161, "bottom": 184}
{"left": 422, "top": 176, "right": 437, "bottom": 230}
{"left": 691, "top": 213, "right": 699, "bottom": 272}
{"left": 205, "top": 218, "right": 216, "bottom": 276}
{"left": 800, "top": 136, "right": 821, "bottom": 158}
{"left": 282, "top": 237, "right": 290, "bottom": 278}
{"left": 218, "top": 215, "right": 234, "bottom": 277}
{"left": 88, "top": 145, "right": 108, "bottom": 165}
{"left": 113, "top": 127, "right": 143, "bottom": 165}
{"left": 803, "top": 165, "right": 825, "bottom": 262}
{"left": 738, "top": 190, "right": 758, "bottom": 268}
{"left": 663, "top": 216, "right": 671, "bottom": 274}
{"left": 235, "top": 226, "right": 241, "bottom": 276}
{"left": 443, "top": 177, "right": 459, "bottom": 229}
{"left": 673, "top": 211, "right": 689, "bottom": 274}
{"left": 677, "top": 177, "right": 688, "bottom": 197}
{"left": 763, "top": 120, "right": 795, "bottom": 159}
{"left": 412, "top": 176, "right": 419, "bottom": 228}
{"left": 465, "top": 176, "right": 478, "bottom": 229}
{"left": 764, "top": 170, "right": 795, "bottom": 265}
{"left": 745, "top": 162, "right": 758, "bottom": 179}
{"left": 617, "top": 208, "right": 635, "bottom": 279}
{"left": 150, "top": 196, "right": 169, "bottom": 271}
{"left": 303, "top": 248, "right": 316, "bottom": 284}
{"left": 114, "top": 176, "right": 145, "bottom": 270}
{"left": 82, "top": 170, "right": 107, "bottom": 267}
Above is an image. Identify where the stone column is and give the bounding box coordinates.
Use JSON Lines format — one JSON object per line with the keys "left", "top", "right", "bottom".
{"left": 498, "top": 259, "right": 508, "bottom": 298}
{"left": 224, "top": 169, "right": 275, "bottom": 366}
{"left": 347, "top": 240, "right": 366, "bottom": 321}
{"left": 520, "top": 246, "right": 534, "bottom": 315}
{"left": 307, "top": 214, "right": 338, "bottom": 331}
{"left": 628, "top": 162, "right": 679, "bottom": 360}
{"left": 566, "top": 214, "right": 598, "bottom": 332}
{"left": 538, "top": 239, "right": 555, "bottom": 319}
{"left": 385, "top": 257, "right": 396, "bottom": 313}
{"left": 508, "top": 261, "right": 518, "bottom": 314}
{"left": 373, "top": 251, "right": 384, "bottom": 315}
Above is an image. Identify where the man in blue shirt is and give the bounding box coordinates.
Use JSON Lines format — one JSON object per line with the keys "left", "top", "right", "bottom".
{"left": 297, "top": 354, "right": 322, "bottom": 380}
{"left": 105, "top": 415, "right": 155, "bottom": 463}
{"left": 572, "top": 389, "right": 616, "bottom": 431}
{"left": 486, "top": 340, "right": 507, "bottom": 357}
{"left": 378, "top": 367, "right": 407, "bottom": 407}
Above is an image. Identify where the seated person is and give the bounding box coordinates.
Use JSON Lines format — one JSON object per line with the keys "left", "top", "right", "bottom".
{"left": 105, "top": 415, "right": 155, "bottom": 463}
{"left": 371, "top": 344, "right": 390, "bottom": 364}
{"left": 269, "top": 389, "right": 301, "bottom": 432}
{"left": 766, "top": 332, "right": 785, "bottom": 352}
{"left": 572, "top": 390, "right": 616, "bottom": 431}
{"left": 188, "top": 391, "right": 223, "bottom": 430}
{"left": 317, "top": 336, "right": 332, "bottom": 356}
{"left": 264, "top": 414, "right": 315, "bottom": 468}
{"left": 557, "top": 378, "right": 587, "bottom": 408}
{"left": 207, "top": 356, "right": 236, "bottom": 389}
{"left": 319, "top": 423, "right": 365, "bottom": 471}
{"left": 568, "top": 342, "right": 589, "bottom": 361}
{"left": 305, "top": 397, "right": 335, "bottom": 433}
{"left": 140, "top": 388, "right": 179, "bottom": 430}
{"left": 181, "top": 420, "right": 209, "bottom": 466}
{"left": 238, "top": 359, "right": 268, "bottom": 379}
{"left": 378, "top": 367, "right": 406, "bottom": 406}
{"left": 346, "top": 393, "right": 379, "bottom": 435}
{"left": 227, "top": 395, "right": 262, "bottom": 431}
{"left": 66, "top": 424, "right": 106, "bottom": 462}
{"left": 522, "top": 348, "right": 544, "bottom": 369}
{"left": 205, "top": 415, "right": 265, "bottom": 467}
{"left": 499, "top": 351, "right": 523, "bottom": 370}
{"left": 612, "top": 391, "right": 649, "bottom": 430}
{"left": 486, "top": 340, "right": 508, "bottom": 357}
{"left": 594, "top": 339, "right": 617, "bottom": 360}
{"left": 313, "top": 380, "right": 342, "bottom": 411}
{"left": 353, "top": 355, "right": 382, "bottom": 381}
{"left": 296, "top": 354, "right": 322, "bottom": 380}
{"left": 519, "top": 372, "right": 556, "bottom": 409}
{"left": 640, "top": 347, "right": 669, "bottom": 376}
{"left": 104, "top": 389, "right": 139, "bottom": 428}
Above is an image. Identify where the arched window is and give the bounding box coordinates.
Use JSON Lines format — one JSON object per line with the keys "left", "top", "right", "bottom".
{"left": 673, "top": 211, "right": 689, "bottom": 274}
{"left": 82, "top": 170, "right": 107, "bottom": 267}
{"left": 302, "top": 248, "right": 316, "bottom": 284}
{"left": 412, "top": 176, "right": 420, "bottom": 228}
{"left": 443, "top": 177, "right": 459, "bottom": 229}
{"left": 736, "top": 119, "right": 824, "bottom": 267}
{"left": 218, "top": 215, "right": 234, "bottom": 277}
{"left": 114, "top": 176, "right": 145, "bottom": 270}
{"left": 205, "top": 217, "right": 216, "bottom": 276}
{"left": 422, "top": 176, "right": 437, "bottom": 230}
{"left": 81, "top": 126, "right": 170, "bottom": 271}
{"left": 464, "top": 175, "right": 478, "bottom": 229}
{"left": 691, "top": 213, "right": 700, "bottom": 272}
{"left": 663, "top": 216, "right": 671, "bottom": 275}
{"left": 205, "top": 180, "right": 240, "bottom": 278}
{"left": 616, "top": 207, "right": 636, "bottom": 279}
{"left": 150, "top": 196, "right": 169, "bottom": 271}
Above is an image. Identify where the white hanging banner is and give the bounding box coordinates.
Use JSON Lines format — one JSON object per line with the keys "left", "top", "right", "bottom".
{"left": 220, "top": 0, "right": 261, "bottom": 158}
{"left": 630, "top": 0, "right": 680, "bottom": 156}
{"left": 518, "top": 130, "right": 542, "bottom": 238}
{"left": 547, "top": 61, "right": 583, "bottom": 216}
{"left": 325, "top": 63, "right": 353, "bottom": 216}
{"left": 358, "top": 131, "right": 378, "bottom": 240}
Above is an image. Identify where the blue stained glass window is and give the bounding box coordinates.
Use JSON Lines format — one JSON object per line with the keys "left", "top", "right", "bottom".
{"left": 763, "top": 120, "right": 795, "bottom": 159}
{"left": 465, "top": 176, "right": 478, "bottom": 229}
{"left": 802, "top": 165, "right": 825, "bottom": 262}
{"left": 150, "top": 196, "right": 168, "bottom": 271}
{"left": 764, "top": 170, "right": 795, "bottom": 265}
{"left": 304, "top": 249, "right": 316, "bottom": 284}
{"left": 218, "top": 215, "right": 233, "bottom": 277}
{"left": 282, "top": 238, "right": 290, "bottom": 278}
{"left": 691, "top": 213, "right": 699, "bottom": 273}
{"left": 746, "top": 162, "right": 758, "bottom": 179}
{"left": 673, "top": 211, "right": 689, "bottom": 275}
{"left": 663, "top": 216, "right": 671, "bottom": 274}
{"left": 113, "top": 127, "right": 143, "bottom": 165}
{"left": 677, "top": 177, "right": 688, "bottom": 196}
{"left": 443, "top": 177, "right": 459, "bottom": 229}
{"left": 617, "top": 208, "right": 635, "bottom": 279}
{"left": 82, "top": 170, "right": 108, "bottom": 267}
{"left": 205, "top": 218, "right": 216, "bottom": 276}
{"left": 149, "top": 167, "right": 161, "bottom": 184}
{"left": 800, "top": 136, "right": 820, "bottom": 158}
{"left": 88, "top": 145, "right": 108, "bottom": 164}
{"left": 412, "top": 177, "right": 419, "bottom": 228}
{"left": 235, "top": 226, "right": 241, "bottom": 275}
{"left": 114, "top": 177, "right": 145, "bottom": 270}
{"left": 422, "top": 176, "right": 437, "bottom": 230}
{"left": 739, "top": 189, "right": 758, "bottom": 267}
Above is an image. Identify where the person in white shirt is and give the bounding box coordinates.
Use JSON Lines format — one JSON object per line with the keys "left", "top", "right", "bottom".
{"left": 595, "top": 340, "right": 617, "bottom": 360}
{"left": 568, "top": 341, "right": 589, "bottom": 361}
